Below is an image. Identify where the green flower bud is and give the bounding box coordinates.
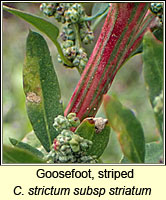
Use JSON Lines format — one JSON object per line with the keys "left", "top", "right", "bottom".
{"left": 151, "top": 3, "right": 163, "bottom": 13}
{"left": 79, "top": 155, "right": 97, "bottom": 163}
{"left": 62, "top": 40, "right": 74, "bottom": 48}
{"left": 78, "top": 48, "right": 85, "bottom": 54}
{"left": 59, "top": 155, "right": 69, "bottom": 163}
{"left": 56, "top": 5, "right": 65, "bottom": 15}
{"left": 62, "top": 3, "right": 74, "bottom": 9}
{"left": 40, "top": 3, "right": 57, "bottom": 17}
{"left": 72, "top": 3, "right": 85, "bottom": 15}
{"left": 64, "top": 46, "right": 77, "bottom": 60}
{"left": 53, "top": 115, "right": 70, "bottom": 132}
{"left": 67, "top": 154, "right": 76, "bottom": 162}
{"left": 65, "top": 147, "right": 72, "bottom": 155}
{"left": 150, "top": 3, "right": 163, "bottom": 25}
{"left": 61, "top": 129, "right": 73, "bottom": 137}
{"left": 83, "top": 31, "right": 94, "bottom": 44}
{"left": 61, "top": 24, "right": 75, "bottom": 41}
{"left": 54, "top": 13, "right": 62, "bottom": 22}
{"left": 73, "top": 57, "right": 80, "bottom": 66}
{"left": 79, "top": 59, "right": 87, "bottom": 68}
{"left": 64, "top": 10, "right": 72, "bottom": 22}
{"left": 73, "top": 134, "right": 83, "bottom": 143}
{"left": 70, "top": 144, "right": 80, "bottom": 152}
{"left": 80, "top": 139, "right": 92, "bottom": 151}
{"left": 58, "top": 137, "right": 65, "bottom": 144}
{"left": 70, "top": 10, "right": 79, "bottom": 23}
{"left": 69, "top": 138, "right": 79, "bottom": 146}
{"left": 72, "top": 3, "right": 81, "bottom": 11}
{"left": 67, "top": 113, "right": 80, "bottom": 127}
{"left": 64, "top": 8, "right": 79, "bottom": 23}
{"left": 67, "top": 112, "right": 76, "bottom": 119}
{"left": 67, "top": 33, "right": 75, "bottom": 41}
{"left": 54, "top": 10, "right": 66, "bottom": 23}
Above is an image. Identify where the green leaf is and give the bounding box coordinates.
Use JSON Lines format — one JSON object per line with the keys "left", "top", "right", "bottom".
{"left": 3, "top": 5, "right": 59, "bottom": 43}
{"left": 142, "top": 31, "right": 163, "bottom": 137}
{"left": 104, "top": 95, "right": 145, "bottom": 163}
{"left": 24, "top": 31, "right": 63, "bottom": 152}
{"left": 9, "top": 138, "right": 44, "bottom": 158}
{"left": 3, "top": 5, "right": 72, "bottom": 66}
{"left": 100, "top": 131, "right": 123, "bottom": 164}
{"left": 3, "top": 145, "right": 45, "bottom": 163}
{"left": 75, "top": 118, "right": 95, "bottom": 141}
{"left": 75, "top": 117, "right": 110, "bottom": 158}
{"left": 88, "top": 124, "right": 110, "bottom": 158}
{"left": 145, "top": 141, "right": 163, "bottom": 164}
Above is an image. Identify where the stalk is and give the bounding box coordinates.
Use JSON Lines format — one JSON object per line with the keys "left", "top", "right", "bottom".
{"left": 65, "top": 3, "right": 155, "bottom": 121}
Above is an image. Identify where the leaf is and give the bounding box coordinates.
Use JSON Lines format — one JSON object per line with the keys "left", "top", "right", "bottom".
{"left": 104, "top": 95, "right": 145, "bottom": 163}
{"left": 24, "top": 31, "right": 63, "bottom": 152}
{"left": 9, "top": 138, "right": 44, "bottom": 158}
{"left": 3, "top": 5, "right": 72, "bottom": 66}
{"left": 145, "top": 141, "right": 163, "bottom": 164}
{"left": 142, "top": 30, "right": 163, "bottom": 137}
{"left": 75, "top": 117, "right": 110, "bottom": 158}
{"left": 100, "top": 131, "right": 123, "bottom": 164}
{"left": 75, "top": 118, "right": 95, "bottom": 141}
{"left": 88, "top": 124, "right": 110, "bottom": 158}
{"left": 3, "top": 5, "right": 59, "bottom": 43}
{"left": 3, "top": 145, "right": 45, "bottom": 163}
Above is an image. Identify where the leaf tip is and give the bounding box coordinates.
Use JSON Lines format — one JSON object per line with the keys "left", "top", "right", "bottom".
{"left": 85, "top": 117, "right": 95, "bottom": 125}
{"left": 28, "top": 28, "right": 33, "bottom": 33}
{"left": 9, "top": 138, "right": 18, "bottom": 146}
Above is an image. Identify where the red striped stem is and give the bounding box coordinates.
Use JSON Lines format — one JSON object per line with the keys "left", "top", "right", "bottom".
{"left": 64, "top": 3, "right": 155, "bottom": 121}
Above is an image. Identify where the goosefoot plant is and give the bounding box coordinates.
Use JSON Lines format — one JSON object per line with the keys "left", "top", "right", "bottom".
{"left": 3, "top": 3, "right": 163, "bottom": 164}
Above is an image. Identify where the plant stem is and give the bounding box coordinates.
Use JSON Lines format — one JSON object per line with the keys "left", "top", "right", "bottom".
{"left": 64, "top": 3, "right": 155, "bottom": 122}
{"left": 72, "top": 23, "right": 82, "bottom": 49}
{"left": 72, "top": 23, "right": 84, "bottom": 74}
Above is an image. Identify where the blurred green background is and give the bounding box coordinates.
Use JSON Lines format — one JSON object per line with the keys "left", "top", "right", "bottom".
{"left": 3, "top": 3, "right": 159, "bottom": 163}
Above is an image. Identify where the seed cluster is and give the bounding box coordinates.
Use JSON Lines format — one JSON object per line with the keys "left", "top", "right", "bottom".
{"left": 46, "top": 113, "right": 97, "bottom": 163}
{"left": 40, "top": 3, "right": 94, "bottom": 71}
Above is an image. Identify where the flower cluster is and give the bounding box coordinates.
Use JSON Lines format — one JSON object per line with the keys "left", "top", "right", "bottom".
{"left": 40, "top": 3, "right": 73, "bottom": 23}
{"left": 150, "top": 3, "right": 163, "bottom": 25}
{"left": 40, "top": 3, "right": 94, "bottom": 71}
{"left": 46, "top": 113, "right": 97, "bottom": 163}
{"left": 53, "top": 113, "right": 80, "bottom": 132}
{"left": 58, "top": 39, "right": 89, "bottom": 72}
